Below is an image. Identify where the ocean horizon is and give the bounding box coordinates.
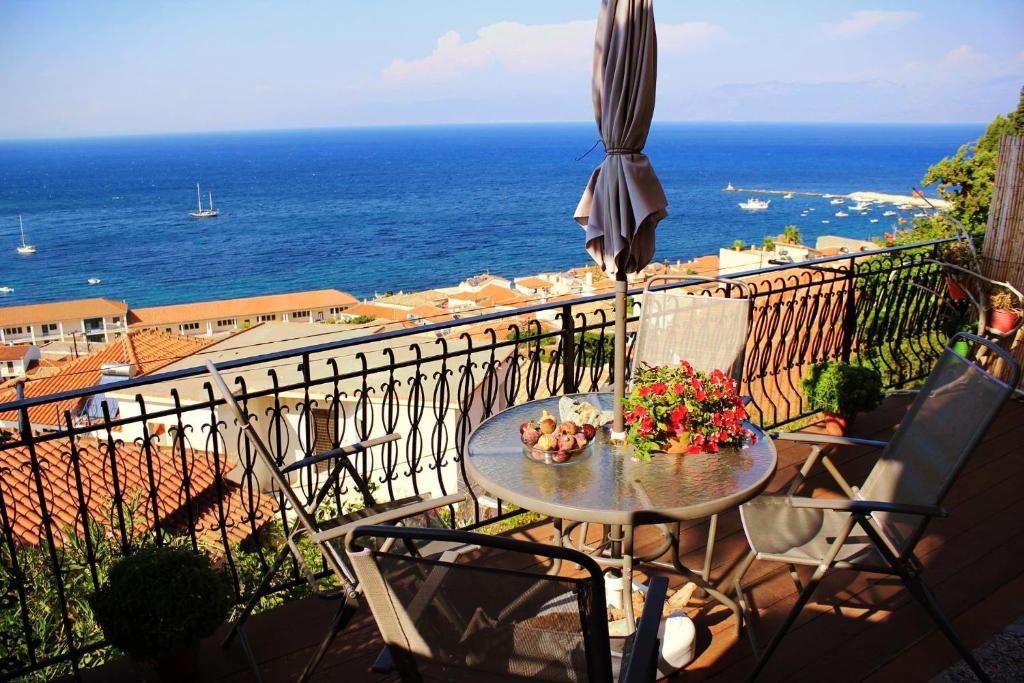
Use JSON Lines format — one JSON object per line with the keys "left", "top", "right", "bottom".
{"left": 0, "top": 122, "right": 982, "bottom": 309}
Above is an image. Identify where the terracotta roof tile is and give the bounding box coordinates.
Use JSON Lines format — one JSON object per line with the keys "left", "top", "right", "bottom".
{"left": 0, "top": 435, "right": 273, "bottom": 546}
{"left": 0, "top": 298, "right": 128, "bottom": 327}
{"left": 0, "top": 329, "right": 215, "bottom": 428}
{"left": 515, "top": 277, "right": 554, "bottom": 289}
{"left": 0, "top": 345, "right": 32, "bottom": 361}
{"left": 128, "top": 289, "right": 357, "bottom": 327}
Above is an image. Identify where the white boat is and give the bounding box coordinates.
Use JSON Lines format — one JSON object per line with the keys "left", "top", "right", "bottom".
{"left": 849, "top": 202, "right": 870, "bottom": 211}
{"left": 738, "top": 197, "right": 771, "bottom": 211}
{"left": 16, "top": 215, "right": 36, "bottom": 255}
{"left": 913, "top": 212, "right": 926, "bottom": 218}
{"left": 869, "top": 218, "right": 879, "bottom": 223}
{"left": 830, "top": 198, "right": 845, "bottom": 205}
{"left": 834, "top": 211, "right": 848, "bottom": 217}
{"left": 808, "top": 207, "right": 816, "bottom": 212}
{"left": 898, "top": 204, "right": 914, "bottom": 210}
{"left": 88, "top": 277, "right": 102, "bottom": 285}
{"left": 883, "top": 210, "right": 897, "bottom": 216}
{"left": 822, "top": 219, "right": 830, "bottom": 224}
{"left": 189, "top": 183, "right": 220, "bottom": 218}
{"left": 724, "top": 182, "right": 735, "bottom": 191}
{"left": 0, "top": 286, "right": 13, "bottom": 294}
{"left": 823, "top": 193, "right": 834, "bottom": 198}
{"left": 783, "top": 193, "right": 794, "bottom": 199}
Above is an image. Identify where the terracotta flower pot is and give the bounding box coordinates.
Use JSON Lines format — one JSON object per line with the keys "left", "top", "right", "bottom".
{"left": 822, "top": 412, "right": 851, "bottom": 436}
{"left": 988, "top": 308, "right": 1020, "bottom": 335}
{"left": 661, "top": 433, "right": 692, "bottom": 454}
{"left": 945, "top": 275, "right": 967, "bottom": 301}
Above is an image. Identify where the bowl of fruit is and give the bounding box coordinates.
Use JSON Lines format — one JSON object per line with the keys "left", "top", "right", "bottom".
{"left": 520, "top": 409, "right": 599, "bottom": 466}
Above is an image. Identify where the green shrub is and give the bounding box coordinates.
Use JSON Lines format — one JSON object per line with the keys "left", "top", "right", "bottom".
{"left": 91, "top": 546, "right": 229, "bottom": 660}
{"left": 801, "top": 362, "right": 884, "bottom": 418}
{"left": 347, "top": 314, "right": 376, "bottom": 324}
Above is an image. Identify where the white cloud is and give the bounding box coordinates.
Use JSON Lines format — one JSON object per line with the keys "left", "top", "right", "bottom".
{"left": 942, "top": 44, "right": 989, "bottom": 70}
{"left": 826, "top": 10, "right": 918, "bottom": 39}
{"left": 383, "top": 19, "right": 728, "bottom": 85}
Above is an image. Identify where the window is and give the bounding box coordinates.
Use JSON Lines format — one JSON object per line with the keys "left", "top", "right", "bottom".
{"left": 257, "top": 314, "right": 276, "bottom": 322}
{"left": 3, "top": 327, "right": 24, "bottom": 335}
{"left": 310, "top": 408, "right": 337, "bottom": 456}
{"left": 330, "top": 307, "right": 347, "bottom": 315}
{"left": 216, "top": 318, "right": 236, "bottom": 327}
{"left": 41, "top": 323, "right": 59, "bottom": 335}
{"left": 111, "top": 317, "right": 121, "bottom": 325}
{"left": 291, "top": 310, "right": 310, "bottom": 318}
{"left": 178, "top": 322, "right": 200, "bottom": 332}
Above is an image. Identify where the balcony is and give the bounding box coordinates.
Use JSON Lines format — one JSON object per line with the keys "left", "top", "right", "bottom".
{"left": 2, "top": 238, "right": 1019, "bottom": 682}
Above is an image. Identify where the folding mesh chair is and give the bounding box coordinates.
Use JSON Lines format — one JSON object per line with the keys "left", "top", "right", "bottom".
{"left": 633, "top": 275, "right": 753, "bottom": 586}
{"left": 733, "top": 333, "right": 1019, "bottom": 682}
{"left": 206, "top": 360, "right": 467, "bottom": 683}
{"left": 347, "top": 524, "right": 669, "bottom": 682}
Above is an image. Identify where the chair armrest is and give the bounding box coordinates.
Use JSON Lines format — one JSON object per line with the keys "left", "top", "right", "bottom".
{"left": 620, "top": 575, "right": 668, "bottom": 683}
{"left": 319, "top": 492, "right": 467, "bottom": 545}
{"left": 769, "top": 431, "right": 888, "bottom": 449}
{"left": 281, "top": 433, "right": 401, "bottom": 474}
{"left": 787, "top": 496, "right": 948, "bottom": 518}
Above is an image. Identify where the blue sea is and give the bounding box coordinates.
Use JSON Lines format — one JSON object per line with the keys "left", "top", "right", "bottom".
{"left": 0, "top": 123, "right": 982, "bottom": 308}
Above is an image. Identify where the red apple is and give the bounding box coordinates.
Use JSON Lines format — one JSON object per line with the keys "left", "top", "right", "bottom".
{"left": 581, "top": 424, "right": 597, "bottom": 440}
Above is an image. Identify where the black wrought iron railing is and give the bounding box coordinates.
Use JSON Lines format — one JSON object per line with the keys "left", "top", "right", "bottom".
{"left": 0, "top": 238, "right": 960, "bottom": 680}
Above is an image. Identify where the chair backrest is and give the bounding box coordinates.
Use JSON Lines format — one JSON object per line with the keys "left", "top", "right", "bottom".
{"left": 859, "top": 334, "right": 1020, "bottom": 558}
{"left": 633, "top": 275, "right": 751, "bottom": 385}
{"left": 347, "top": 525, "right": 614, "bottom": 683}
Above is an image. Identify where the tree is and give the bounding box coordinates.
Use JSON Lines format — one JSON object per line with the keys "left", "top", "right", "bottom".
{"left": 762, "top": 236, "right": 776, "bottom": 251}
{"left": 922, "top": 85, "right": 1024, "bottom": 233}
{"left": 732, "top": 239, "right": 746, "bottom": 251}
{"left": 781, "top": 225, "right": 802, "bottom": 245}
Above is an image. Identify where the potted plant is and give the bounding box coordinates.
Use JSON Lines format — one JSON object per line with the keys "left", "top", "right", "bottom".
{"left": 988, "top": 290, "right": 1022, "bottom": 334}
{"left": 91, "top": 545, "right": 230, "bottom": 682}
{"left": 801, "top": 362, "right": 884, "bottom": 436}
{"left": 940, "top": 242, "right": 976, "bottom": 301}
{"left": 623, "top": 361, "right": 755, "bottom": 460}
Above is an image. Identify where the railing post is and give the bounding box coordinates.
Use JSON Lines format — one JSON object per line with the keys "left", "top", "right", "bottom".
{"left": 841, "top": 256, "right": 858, "bottom": 363}
{"left": 560, "top": 304, "right": 577, "bottom": 394}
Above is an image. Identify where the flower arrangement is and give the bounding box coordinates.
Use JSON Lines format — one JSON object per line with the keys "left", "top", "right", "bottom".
{"left": 623, "top": 361, "right": 755, "bottom": 460}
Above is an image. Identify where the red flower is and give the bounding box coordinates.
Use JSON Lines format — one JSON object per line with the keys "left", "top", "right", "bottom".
{"left": 687, "top": 444, "right": 702, "bottom": 455}
{"left": 673, "top": 382, "right": 685, "bottom": 395}
{"left": 695, "top": 389, "right": 707, "bottom": 402}
{"left": 651, "top": 382, "right": 668, "bottom": 396}
{"left": 638, "top": 386, "right": 652, "bottom": 397}
{"left": 670, "top": 404, "right": 688, "bottom": 424}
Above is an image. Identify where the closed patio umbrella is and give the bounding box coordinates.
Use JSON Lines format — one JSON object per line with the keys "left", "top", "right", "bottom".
{"left": 575, "top": 0, "right": 668, "bottom": 438}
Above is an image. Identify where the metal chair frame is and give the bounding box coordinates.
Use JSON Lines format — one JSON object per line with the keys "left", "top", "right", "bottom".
{"left": 206, "top": 360, "right": 465, "bottom": 683}
{"left": 732, "top": 333, "right": 1019, "bottom": 682}
{"left": 347, "top": 524, "right": 670, "bottom": 683}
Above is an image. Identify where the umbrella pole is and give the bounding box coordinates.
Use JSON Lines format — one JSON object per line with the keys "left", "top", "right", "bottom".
{"left": 612, "top": 271, "right": 628, "bottom": 440}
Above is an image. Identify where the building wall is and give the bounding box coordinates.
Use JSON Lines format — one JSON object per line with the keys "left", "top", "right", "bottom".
{"left": 1, "top": 317, "right": 126, "bottom": 345}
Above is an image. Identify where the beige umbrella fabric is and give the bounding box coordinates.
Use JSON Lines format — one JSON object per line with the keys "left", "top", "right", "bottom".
{"left": 574, "top": 0, "right": 668, "bottom": 436}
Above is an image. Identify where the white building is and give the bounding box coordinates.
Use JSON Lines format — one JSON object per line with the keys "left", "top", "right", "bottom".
{"left": 0, "top": 298, "right": 129, "bottom": 346}
{"left": 0, "top": 345, "right": 40, "bottom": 378}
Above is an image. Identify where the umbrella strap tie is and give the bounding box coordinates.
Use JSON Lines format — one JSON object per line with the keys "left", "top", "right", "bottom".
{"left": 606, "top": 148, "right": 641, "bottom": 155}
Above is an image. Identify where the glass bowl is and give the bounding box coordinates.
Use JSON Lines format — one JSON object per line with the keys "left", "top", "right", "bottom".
{"left": 522, "top": 440, "right": 594, "bottom": 466}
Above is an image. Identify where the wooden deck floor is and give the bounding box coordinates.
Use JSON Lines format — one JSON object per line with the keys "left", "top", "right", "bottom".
{"left": 73, "top": 395, "right": 1024, "bottom": 682}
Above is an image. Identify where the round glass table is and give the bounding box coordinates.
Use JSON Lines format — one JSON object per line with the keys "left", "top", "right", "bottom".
{"left": 466, "top": 392, "right": 778, "bottom": 629}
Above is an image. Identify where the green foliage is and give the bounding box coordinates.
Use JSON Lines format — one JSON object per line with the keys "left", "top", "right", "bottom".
{"left": 732, "top": 239, "right": 746, "bottom": 251}
{"left": 921, "top": 87, "right": 1024, "bottom": 233}
{"left": 91, "top": 546, "right": 230, "bottom": 661}
{"left": 0, "top": 428, "right": 11, "bottom": 444}
{"left": 781, "top": 225, "right": 802, "bottom": 245}
{"left": 347, "top": 314, "right": 377, "bottom": 324}
{"left": 801, "top": 362, "right": 884, "bottom": 418}
{"left": 762, "top": 236, "right": 776, "bottom": 251}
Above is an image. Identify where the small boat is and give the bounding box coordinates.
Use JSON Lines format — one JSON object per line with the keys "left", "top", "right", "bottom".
{"left": 823, "top": 193, "right": 834, "bottom": 198}
{"left": 808, "top": 207, "right": 816, "bottom": 212}
{"left": 189, "top": 183, "right": 220, "bottom": 218}
{"left": 783, "top": 193, "right": 794, "bottom": 199}
{"left": 883, "top": 210, "right": 897, "bottom": 216}
{"left": 912, "top": 212, "right": 926, "bottom": 218}
{"left": 724, "top": 182, "right": 735, "bottom": 191}
{"left": 830, "top": 198, "right": 845, "bottom": 205}
{"left": 738, "top": 197, "right": 771, "bottom": 211}
{"left": 835, "top": 211, "right": 848, "bottom": 217}
{"left": 0, "top": 286, "right": 13, "bottom": 294}
{"left": 88, "top": 277, "right": 102, "bottom": 285}
{"left": 898, "top": 204, "right": 914, "bottom": 210}
{"left": 822, "top": 219, "right": 830, "bottom": 224}
{"left": 16, "top": 215, "right": 36, "bottom": 255}
{"left": 849, "top": 202, "right": 870, "bottom": 211}
{"left": 800, "top": 212, "right": 809, "bottom": 217}
{"left": 869, "top": 218, "right": 879, "bottom": 223}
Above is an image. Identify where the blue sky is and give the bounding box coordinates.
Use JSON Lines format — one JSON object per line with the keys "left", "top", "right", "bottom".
{"left": 1, "top": 1, "right": 1022, "bottom": 138}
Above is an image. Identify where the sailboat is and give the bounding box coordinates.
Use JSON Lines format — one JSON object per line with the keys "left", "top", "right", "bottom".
{"left": 16, "top": 215, "right": 36, "bottom": 255}
{"left": 189, "top": 183, "right": 220, "bottom": 218}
